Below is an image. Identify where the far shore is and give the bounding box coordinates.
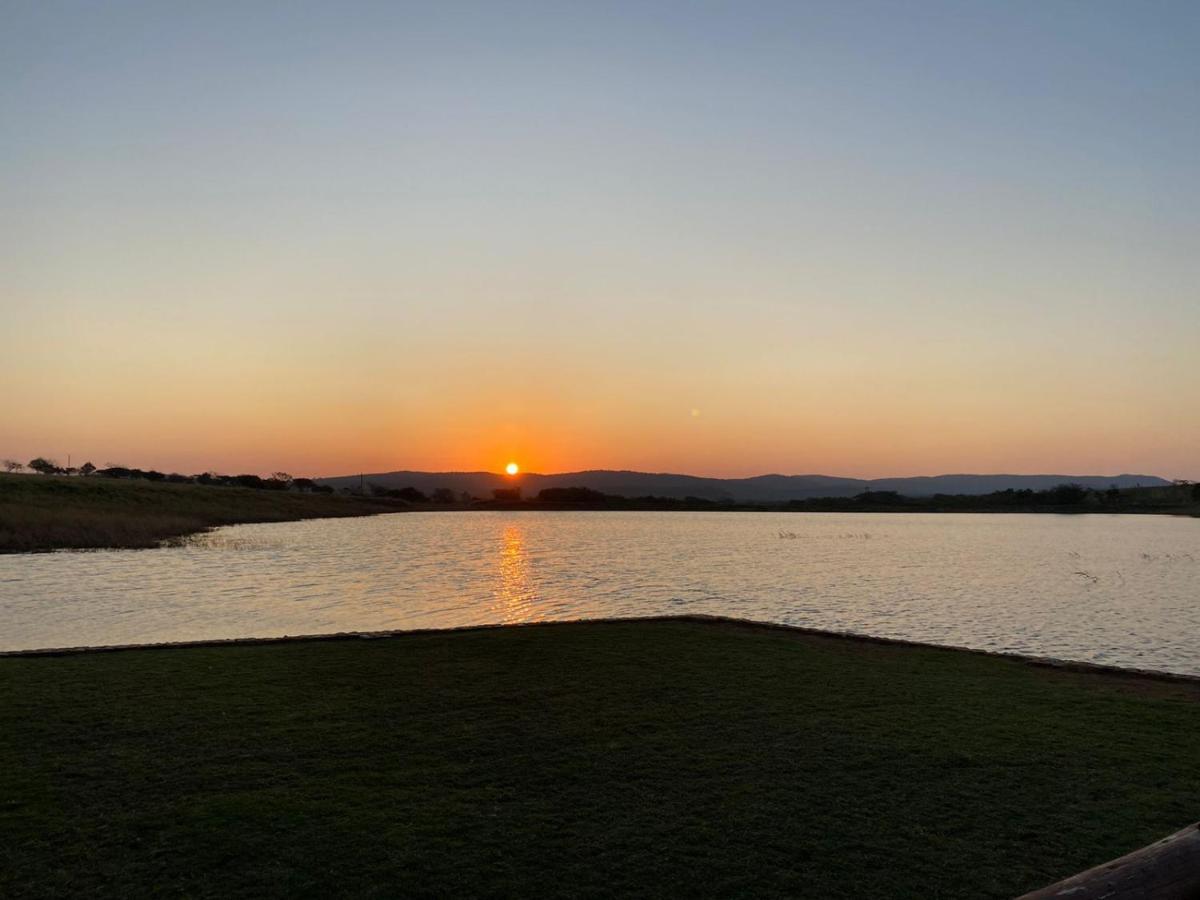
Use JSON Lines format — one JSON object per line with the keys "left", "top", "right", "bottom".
{"left": 2, "top": 472, "right": 1195, "bottom": 553}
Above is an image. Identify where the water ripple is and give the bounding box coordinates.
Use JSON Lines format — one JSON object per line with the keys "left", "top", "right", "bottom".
{"left": 1, "top": 512, "right": 1197, "bottom": 674}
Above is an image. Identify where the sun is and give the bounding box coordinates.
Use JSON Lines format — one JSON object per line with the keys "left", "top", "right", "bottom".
{"left": 505, "top": 462, "right": 520, "bottom": 476}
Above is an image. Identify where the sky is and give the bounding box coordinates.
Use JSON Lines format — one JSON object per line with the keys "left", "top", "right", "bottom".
{"left": 2, "top": 1, "right": 1197, "bottom": 479}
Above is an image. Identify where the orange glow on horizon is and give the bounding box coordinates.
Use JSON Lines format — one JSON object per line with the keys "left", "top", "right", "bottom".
{"left": 505, "top": 462, "right": 520, "bottom": 476}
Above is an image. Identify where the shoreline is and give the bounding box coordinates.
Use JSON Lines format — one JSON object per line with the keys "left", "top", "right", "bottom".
{"left": 6, "top": 612, "right": 1198, "bottom": 686}
{"left": 4, "top": 503, "right": 1195, "bottom": 556}
{"left": 4, "top": 472, "right": 1195, "bottom": 553}
{"left": 412, "top": 503, "right": 1200, "bottom": 515}
{"left": 0, "top": 508, "right": 409, "bottom": 555}
{"left": 0, "top": 472, "right": 406, "bottom": 553}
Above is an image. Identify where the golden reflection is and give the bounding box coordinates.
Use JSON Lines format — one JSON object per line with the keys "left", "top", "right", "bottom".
{"left": 492, "top": 523, "right": 539, "bottom": 623}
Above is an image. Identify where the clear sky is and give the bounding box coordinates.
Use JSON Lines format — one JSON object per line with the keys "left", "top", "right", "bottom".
{"left": 2, "top": 1, "right": 1197, "bottom": 478}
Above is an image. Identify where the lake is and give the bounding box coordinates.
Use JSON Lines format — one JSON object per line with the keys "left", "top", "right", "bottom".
{"left": 2, "top": 511, "right": 1197, "bottom": 673}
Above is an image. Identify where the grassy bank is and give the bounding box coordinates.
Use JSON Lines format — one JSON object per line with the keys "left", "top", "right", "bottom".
{"left": 3, "top": 619, "right": 1198, "bottom": 898}
{"left": 0, "top": 473, "right": 404, "bottom": 552}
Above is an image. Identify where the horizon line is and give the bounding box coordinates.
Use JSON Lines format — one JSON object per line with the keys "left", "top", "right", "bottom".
{"left": 316, "top": 467, "right": 1174, "bottom": 482}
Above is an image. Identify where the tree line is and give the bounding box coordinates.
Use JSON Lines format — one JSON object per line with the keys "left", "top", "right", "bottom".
{"left": 2, "top": 458, "right": 334, "bottom": 493}
{"left": 788, "top": 482, "right": 1200, "bottom": 510}
{"left": 8, "top": 460, "right": 1195, "bottom": 508}
{"left": 367, "top": 485, "right": 466, "bottom": 503}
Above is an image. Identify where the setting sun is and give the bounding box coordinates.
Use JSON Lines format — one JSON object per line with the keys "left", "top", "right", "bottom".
{"left": 505, "top": 462, "right": 519, "bottom": 476}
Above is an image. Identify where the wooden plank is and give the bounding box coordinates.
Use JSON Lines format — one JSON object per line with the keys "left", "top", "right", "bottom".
{"left": 1018, "top": 822, "right": 1200, "bottom": 899}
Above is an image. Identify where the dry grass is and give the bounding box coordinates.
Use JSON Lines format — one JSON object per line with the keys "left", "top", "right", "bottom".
{"left": 0, "top": 473, "right": 404, "bottom": 552}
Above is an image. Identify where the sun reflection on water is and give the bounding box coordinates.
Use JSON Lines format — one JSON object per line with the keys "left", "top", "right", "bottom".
{"left": 492, "top": 523, "right": 538, "bottom": 623}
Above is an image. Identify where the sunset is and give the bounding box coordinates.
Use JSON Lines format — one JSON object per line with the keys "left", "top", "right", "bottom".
{"left": 2, "top": 2, "right": 1199, "bottom": 898}
{"left": 3, "top": 4, "right": 1198, "bottom": 481}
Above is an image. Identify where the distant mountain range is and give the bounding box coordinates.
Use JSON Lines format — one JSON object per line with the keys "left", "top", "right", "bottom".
{"left": 317, "top": 469, "right": 1170, "bottom": 502}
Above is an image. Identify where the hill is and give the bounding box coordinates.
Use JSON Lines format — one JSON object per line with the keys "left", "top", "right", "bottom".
{"left": 317, "top": 469, "right": 1170, "bottom": 502}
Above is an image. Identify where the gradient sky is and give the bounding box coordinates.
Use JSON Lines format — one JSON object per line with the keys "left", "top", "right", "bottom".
{"left": 2, "top": 1, "right": 1197, "bottom": 478}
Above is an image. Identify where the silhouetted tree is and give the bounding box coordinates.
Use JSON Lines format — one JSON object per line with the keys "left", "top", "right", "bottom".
{"left": 28, "top": 457, "right": 60, "bottom": 475}
{"left": 493, "top": 487, "right": 521, "bottom": 501}
{"left": 371, "top": 484, "right": 422, "bottom": 500}
{"left": 1046, "top": 483, "right": 1088, "bottom": 505}
{"left": 292, "top": 477, "right": 316, "bottom": 492}
{"left": 431, "top": 487, "right": 456, "bottom": 504}
{"left": 538, "top": 486, "right": 609, "bottom": 502}
{"left": 460, "top": 491, "right": 473, "bottom": 504}
{"left": 79, "top": 461, "right": 96, "bottom": 476}
{"left": 855, "top": 490, "right": 905, "bottom": 505}
{"left": 3, "top": 459, "right": 23, "bottom": 473}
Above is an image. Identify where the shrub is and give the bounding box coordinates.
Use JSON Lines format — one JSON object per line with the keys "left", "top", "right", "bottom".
{"left": 855, "top": 491, "right": 905, "bottom": 505}
{"left": 537, "top": 486, "right": 609, "bottom": 502}
{"left": 1046, "top": 483, "right": 1088, "bottom": 505}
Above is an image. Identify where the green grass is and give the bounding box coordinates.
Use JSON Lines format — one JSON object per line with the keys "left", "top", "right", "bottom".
{"left": 0, "top": 473, "right": 403, "bottom": 552}
{"left": 2, "top": 618, "right": 1198, "bottom": 898}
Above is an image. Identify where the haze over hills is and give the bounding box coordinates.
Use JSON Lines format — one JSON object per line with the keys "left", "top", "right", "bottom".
{"left": 317, "top": 470, "right": 1171, "bottom": 503}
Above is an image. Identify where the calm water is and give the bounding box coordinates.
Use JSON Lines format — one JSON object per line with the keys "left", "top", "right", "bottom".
{"left": 1, "top": 512, "right": 1197, "bottom": 673}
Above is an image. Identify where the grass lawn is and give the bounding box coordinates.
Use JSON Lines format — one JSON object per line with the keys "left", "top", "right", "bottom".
{"left": 2, "top": 618, "right": 1198, "bottom": 898}
{"left": 0, "top": 473, "right": 403, "bottom": 552}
